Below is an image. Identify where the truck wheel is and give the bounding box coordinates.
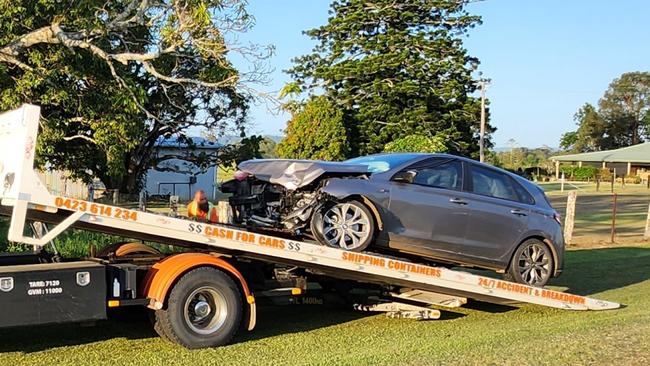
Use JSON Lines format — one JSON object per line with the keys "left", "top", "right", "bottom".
{"left": 154, "top": 267, "right": 243, "bottom": 349}
{"left": 311, "top": 200, "right": 375, "bottom": 252}
{"left": 505, "top": 239, "right": 554, "bottom": 287}
{"left": 149, "top": 309, "right": 172, "bottom": 342}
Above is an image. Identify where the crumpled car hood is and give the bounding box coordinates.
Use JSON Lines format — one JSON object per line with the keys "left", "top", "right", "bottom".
{"left": 238, "top": 159, "right": 369, "bottom": 190}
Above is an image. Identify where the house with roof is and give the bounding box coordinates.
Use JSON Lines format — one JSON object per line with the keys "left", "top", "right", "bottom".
{"left": 550, "top": 142, "right": 650, "bottom": 180}
{"left": 144, "top": 136, "right": 223, "bottom": 201}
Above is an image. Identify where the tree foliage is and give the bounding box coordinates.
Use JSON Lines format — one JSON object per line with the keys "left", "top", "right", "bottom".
{"left": 560, "top": 103, "right": 606, "bottom": 152}
{"left": 0, "top": 0, "right": 271, "bottom": 192}
{"left": 276, "top": 96, "right": 350, "bottom": 161}
{"left": 495, "top": 144, "right": 555, "bottom": 174}
{"left": 561, "top": 72, "right": 650, "bottom": 152}
{"left": 382, "top": 126, "right": 464, "bottom": 154}
{"left": 599, "top": 72, "right": 650, "bottom": 146}
{"left": 384, "top": 134, "right": 446, "bottom": 153}
{"left": 259, "top": 137, "right": 279, "bottom": 158}
{"left": 288, "top": 0, "right": 493, "bottom": 158}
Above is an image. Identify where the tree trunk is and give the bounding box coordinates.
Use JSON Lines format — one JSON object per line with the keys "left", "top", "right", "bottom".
{"left": 632, "top": 120, "right": 639, "bottom": 145}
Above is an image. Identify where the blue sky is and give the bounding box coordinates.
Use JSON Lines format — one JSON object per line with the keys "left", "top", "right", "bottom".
{"left": 233, "top": 0, "right": 650, "bottom": 148}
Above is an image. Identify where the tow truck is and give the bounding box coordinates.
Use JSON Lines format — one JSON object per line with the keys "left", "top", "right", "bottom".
{"left": 0, "top": 105, "right": 619, "bottom": 349}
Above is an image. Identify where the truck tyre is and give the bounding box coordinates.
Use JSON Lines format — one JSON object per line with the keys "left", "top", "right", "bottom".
{"left": 153, "top": 267, "right": 243, "bottom": 349}
{"left": 150, "top": 309, "right": 172, "bottom": 342}
{"left": 505, "top": 238, "right": 554, "bottom": 287}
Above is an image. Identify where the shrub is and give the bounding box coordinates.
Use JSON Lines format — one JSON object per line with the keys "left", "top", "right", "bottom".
{"left": 625, "top": 175, "right": 642, "bottom": 184}
{"left": 599, "top": 168, "right": 613, "bottom": 181}
{"left": 559, "top": 166, "right": 599, "bottom": 180}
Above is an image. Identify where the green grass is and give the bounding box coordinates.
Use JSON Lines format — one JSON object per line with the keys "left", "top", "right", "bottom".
{"left": 1, "top": 244, "right": 649, "bottom": 365}
{"left": 0, "top": 218, "right": 127, "bottom": 256}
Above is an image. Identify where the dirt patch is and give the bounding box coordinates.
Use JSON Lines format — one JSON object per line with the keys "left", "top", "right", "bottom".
{"left": 567, "top": 235, "right": 649, "bottom": 249}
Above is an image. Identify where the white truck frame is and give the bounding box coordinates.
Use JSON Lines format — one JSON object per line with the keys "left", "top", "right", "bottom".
{"left": 0, "top": 105, "right": 619, "bottom": 349}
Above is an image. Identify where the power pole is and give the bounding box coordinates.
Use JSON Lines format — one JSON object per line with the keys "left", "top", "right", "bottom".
{"left": 478, "top": 76, "right": 491, "bottom": 163}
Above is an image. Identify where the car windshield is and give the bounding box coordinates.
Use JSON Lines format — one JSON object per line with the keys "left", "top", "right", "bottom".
{"left": 344, "top": 154, "right": 419, "bottom": 173}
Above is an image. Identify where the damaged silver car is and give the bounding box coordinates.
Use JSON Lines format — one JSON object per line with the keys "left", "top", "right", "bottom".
{"left": 221, "top": 153, "right": 565, "bottom": 287}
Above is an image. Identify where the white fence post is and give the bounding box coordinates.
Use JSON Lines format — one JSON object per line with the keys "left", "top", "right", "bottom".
{"left": 643, "top": 203, "right": 650, "bottom": 240}
{"left": 564, "top": 191, "right": 577, "bottom": 245}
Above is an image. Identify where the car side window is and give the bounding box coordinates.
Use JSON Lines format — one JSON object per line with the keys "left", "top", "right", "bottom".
{"left": 470, "top": 165, "right": 528, "bottom": 203}
{"left": 410, "top": 160, "right": 463, "bottom": 190}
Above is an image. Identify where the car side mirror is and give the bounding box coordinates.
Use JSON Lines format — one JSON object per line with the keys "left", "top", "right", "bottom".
{"left": 392, "top": 170, "right": 416, "bottom": 183}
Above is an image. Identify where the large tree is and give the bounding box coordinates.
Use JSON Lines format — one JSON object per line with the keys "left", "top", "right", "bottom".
{"left": 277, "top": 96, "right": 350, "bottom": 160}
{"left": 0, "top": 0, "right": 271, "bottom": 192}
{"left": 288, "top": 0, "right": 493, "bottom": 158}
{"left": 559, "top": 103, "right": 607, "bottom": 152}
{"left": 561, "top": 72, "right": 650, "bottom": 152}
{"left": 599, "top": 72, "right": 650, "bottom": 147}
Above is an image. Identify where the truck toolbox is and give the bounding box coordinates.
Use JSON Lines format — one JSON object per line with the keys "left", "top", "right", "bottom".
{"left": 0, "top": 261, "right": 106, "bottom": 327}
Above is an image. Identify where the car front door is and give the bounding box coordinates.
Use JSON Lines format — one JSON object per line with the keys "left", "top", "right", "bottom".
{"left": 461, "top": 164, "right": 531, "bottom": 265}
{"left": 386, "top": 158, "right": 471, "bottom": 258}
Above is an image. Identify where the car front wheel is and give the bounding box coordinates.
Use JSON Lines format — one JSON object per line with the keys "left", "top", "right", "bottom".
{"left": 310, "top": 200, "right": 375, "bottom": 252}
{"left": 505, "top": 239, "right": 554, "bottom": 287}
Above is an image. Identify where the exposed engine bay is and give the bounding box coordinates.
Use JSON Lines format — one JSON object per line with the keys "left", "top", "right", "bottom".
{"left": 220, "top": 159, "right": 371, "bottom": 234}
{"left": 221, "top": 177, "right": 320, "bottom": 231}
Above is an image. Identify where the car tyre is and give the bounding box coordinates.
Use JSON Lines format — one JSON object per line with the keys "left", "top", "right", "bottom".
{"left": 505, "top": 238, "right": 554, "bottom": 287}
{"left": 311, "top": 200, "right": 375, "bottom": 252}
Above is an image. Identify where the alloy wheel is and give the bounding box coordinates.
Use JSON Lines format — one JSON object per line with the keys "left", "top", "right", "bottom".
{"left": 321, "top": 202, "right": 372, "bottom": 250}
{"left": 517, "top": 243, "right": 551, "bottom": 286}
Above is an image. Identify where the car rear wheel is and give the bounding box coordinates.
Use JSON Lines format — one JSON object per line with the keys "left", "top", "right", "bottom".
{"left": 505, "top": 239, "right": 554, "bottom": 287}
{"left": 311, "top": 200, "right": 375, "bottom": 252}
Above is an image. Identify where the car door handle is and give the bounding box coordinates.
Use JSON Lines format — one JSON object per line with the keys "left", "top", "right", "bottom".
{"left": 449, "top": 198, "right": 467, "bottom": 205}
{"left": 510, "top": 209, "right": 527, "bottom": 216}
{"left": 378, "top": 188, "right": 389, "bottom": 193}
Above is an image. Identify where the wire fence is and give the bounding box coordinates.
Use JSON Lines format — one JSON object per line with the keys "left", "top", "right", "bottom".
{"left": 550, "top": 193, "right": 650, "bottom": 245}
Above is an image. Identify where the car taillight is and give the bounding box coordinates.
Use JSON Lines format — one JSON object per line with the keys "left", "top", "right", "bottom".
{"left": 553, "top": 212, "right": 562, "bottom": 225}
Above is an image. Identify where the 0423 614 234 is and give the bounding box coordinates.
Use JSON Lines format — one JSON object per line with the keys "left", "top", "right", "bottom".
{"left": 53, "top": 196, "right": 138, "bottom": 221}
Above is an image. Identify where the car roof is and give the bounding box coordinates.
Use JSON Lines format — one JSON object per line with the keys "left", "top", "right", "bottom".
{"left": 369, "top": 152, "right": 544, "bottom": 194}
{"left": 355, "top": 152, "right": 535, "bottom": 181}
{"left": 352, "top": 152, "right": 550, "bottom": 208}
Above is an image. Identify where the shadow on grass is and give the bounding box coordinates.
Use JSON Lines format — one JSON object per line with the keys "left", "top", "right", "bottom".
{"left": 463, "top": 300, "right": 518, "bottom": 313}
{"left": 1, "top": 246, "right": 648, "bottom": 352}
{"left": 550, "top": 246, "right": 650, "bottom": 296}
{"left": 0, "top": 308, "right": 156, "bottom": 353}
{"left": 235, "top": 305, "right": 371, "bottom": 343}
{"left": 0, "top": 305, "right": 371, "bottom": 353}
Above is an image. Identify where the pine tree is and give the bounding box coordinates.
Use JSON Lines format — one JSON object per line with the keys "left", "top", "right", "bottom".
{"left": 288, "top": 0, "right": 494, "bottom": 157}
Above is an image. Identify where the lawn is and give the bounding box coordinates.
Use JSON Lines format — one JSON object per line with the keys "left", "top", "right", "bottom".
{"left": 1, "top": 243, "right": 649, "bottom": 365}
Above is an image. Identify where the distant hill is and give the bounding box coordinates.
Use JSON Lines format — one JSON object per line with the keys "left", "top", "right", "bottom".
{"left": 216, "top": 134, "right": 283, "bottom": 145}
{"left": 493, "top": 146, "right": 559, "bottom": 152}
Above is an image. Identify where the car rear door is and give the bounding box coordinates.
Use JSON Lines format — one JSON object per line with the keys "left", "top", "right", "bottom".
{"left": 461, "top": 164, "right": 532, "bottom": 265}
{"left": 386, "top": 158, "right": 471, "bottom": 258}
